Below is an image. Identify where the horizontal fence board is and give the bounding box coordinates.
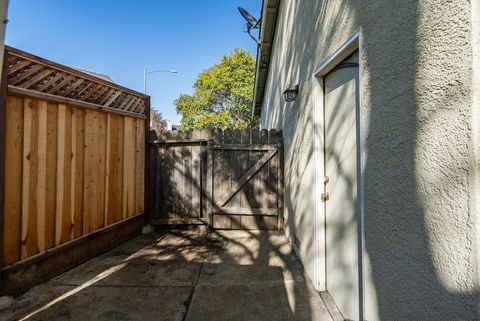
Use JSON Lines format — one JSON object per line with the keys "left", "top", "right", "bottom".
{"left": 211, "top": 144, "right": 278, "bottom": 150}
{"left": 150, "top": 139, "right": 209, "bottom": 145}
{"left": 212, "top": 214, "right": 277, "bottom": 230}
{"left": 1, "top": 214, "right": 144, "bottom": 296}
{"left": 8, "top": 86, "right": 146, "bottom": 120}
{"left": 211, "top": 207, "right": 278, "bottom": 216}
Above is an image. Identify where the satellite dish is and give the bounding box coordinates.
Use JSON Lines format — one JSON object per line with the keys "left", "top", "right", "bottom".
{"left": 238, "top": 6, "right": 261, "bottom": 44}
{"left": 238, "top": 7, "right": 260, "bottom": 29}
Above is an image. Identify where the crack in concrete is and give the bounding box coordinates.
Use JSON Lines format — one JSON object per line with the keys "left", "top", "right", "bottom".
{"left": 182, "top": 261, "right": 204, "bottom": 321}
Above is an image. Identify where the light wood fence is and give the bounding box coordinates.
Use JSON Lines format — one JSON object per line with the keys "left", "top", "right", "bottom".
{"left": 0, "top": 47, "right": 149, "bottom": 294}
{"left": 2, "top": 95, "right": 145, "bottom": 265}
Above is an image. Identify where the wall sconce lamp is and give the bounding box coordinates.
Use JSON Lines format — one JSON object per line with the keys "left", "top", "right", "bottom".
{"left": 283, "top": 84, "right": 299, "bottom": 102}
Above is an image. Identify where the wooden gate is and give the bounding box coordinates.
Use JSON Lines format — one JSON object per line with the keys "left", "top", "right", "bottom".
{"left": 149, "top": 129, "right": 283, "bottom": 230}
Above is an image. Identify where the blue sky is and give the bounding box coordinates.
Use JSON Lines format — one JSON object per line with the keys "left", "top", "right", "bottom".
{"left": 5, "top": 0, "right": 261, "bottom": 124}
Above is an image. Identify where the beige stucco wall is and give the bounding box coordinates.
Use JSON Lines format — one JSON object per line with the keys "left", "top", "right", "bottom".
{"left": 260, "top": 0, "right": 479, "bottom": 320}
{"left": 471, "top": 0, "right": 480, "bottom": 315}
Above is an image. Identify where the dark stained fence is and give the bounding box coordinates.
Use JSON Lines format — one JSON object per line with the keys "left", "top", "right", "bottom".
{"left": 149, "top": 129, "right": 284, "bottom": 230}
{"left": 149, "top": 131, "right": 209, "bottom": 225}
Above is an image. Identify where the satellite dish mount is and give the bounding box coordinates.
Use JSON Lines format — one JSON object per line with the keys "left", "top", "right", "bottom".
{"left": 238, "top": 7, "right": 261, "bottom": 45}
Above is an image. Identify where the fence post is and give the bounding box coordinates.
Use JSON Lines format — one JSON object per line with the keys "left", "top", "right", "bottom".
{"left": 0, "top": 48, "right": 9, "bottom": 282}
{"left": 143, "top": 96, "right": 151, "bottom": 223}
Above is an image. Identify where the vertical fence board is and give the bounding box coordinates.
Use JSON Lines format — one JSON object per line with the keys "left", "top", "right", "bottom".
{"left": 250, "top": 129, "right": 261, "bottom": 208}
{"left": 96, "top": 112, "right": 107, "bottom": 229}
{"left": 55, "top": 104, "right": 73, "bottom": 245}
{"left": 71, "top": 107, "right": 84, "bottom": 238}
{"left": 21, "top": 98, "right": 39, "bottom": 258}
{"left": 116, "top": 115, "right": 125, "bottom": 222}
{"left": 155, "top": 145, "right": 164, "bottom": 217}
{"left": 36, "top": 101, "right": 48, "bottom": 252}
{"left": 166, "top": 144, "right": 174, "bottom": 217}
{"left": 83, "top": 110, "right": 97, "bottom": 234}
{"left": 3, "top": 96, "right": 23, "bottom": 264}
{"left": 231, "top": 130, "right": 241, "bottom": 209}
{"left": 268, "top": 130, "right": 279, "bottom": 209}
{"left": 106, "top": 114, "right": 124, "bottom": 225}
{"left": 191, "top": 144, "right": 201, "bottom": 218}
{"left": 172, "top": 144, "right": 181, "bottom": 216}
{"left": 83, "top": 111, "right": 107, "bottom": 232}
{"left": 123, "top": 117, "right": 136, "bottom": 218}
{"left": 205, "top": 138, "right": 213, "bottom": 223}
{"left": 135, "top": 119, "right": 145, "bottom": 214}
{"left": 183, "top": 140, "right": 192, "bottom": 217}
{"left": 162, "top": 137, "right": 170, "bottom": 217}
{"left": 239, "top": 131, "right": 249, "bottom": 208}
{"left": 45, "top": 103, "right": 58, "bottom": 247}
{"left": 104, "top": 114, "right": 111, "bottom": 227}
{"left": 160, "top": 146, "right": 168, "bottom": 218}
{"left": 259, "top": 129, "right": 269, "bottom": 209}
{"left": 212, "top": 129, "right": 222, "bottom": 208}
{"left": 223, "top": 131, "right": 233, "bottom": 208}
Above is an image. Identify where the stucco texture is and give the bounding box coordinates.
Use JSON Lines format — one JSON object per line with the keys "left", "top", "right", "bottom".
{"left": 260, "top": 0, "right": 479, "bottom": 320}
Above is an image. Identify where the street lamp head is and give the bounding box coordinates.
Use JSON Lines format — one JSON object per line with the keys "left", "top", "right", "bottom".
{"left": 144, "top": 68, "right": 178, "bottom": 94}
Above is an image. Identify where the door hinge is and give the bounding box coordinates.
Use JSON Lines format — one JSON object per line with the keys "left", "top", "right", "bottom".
{"left": 321, "top": 192, "right": 329, "bottom": 203}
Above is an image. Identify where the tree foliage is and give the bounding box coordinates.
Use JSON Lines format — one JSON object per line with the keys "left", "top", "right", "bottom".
{"left": 151, "top": 108, "right": 168, "bottom": 133}
{"left": 175, "top": 48, "right": 256, "bottom": 130}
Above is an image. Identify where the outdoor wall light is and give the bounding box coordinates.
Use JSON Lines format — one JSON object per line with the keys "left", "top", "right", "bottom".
{"left": 283, "top": 84, "right": 299, "bottom": 102}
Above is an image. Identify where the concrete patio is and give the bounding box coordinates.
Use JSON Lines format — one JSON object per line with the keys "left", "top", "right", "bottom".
{"left": 0, "top": 229, "right": 333, "bottom": 321}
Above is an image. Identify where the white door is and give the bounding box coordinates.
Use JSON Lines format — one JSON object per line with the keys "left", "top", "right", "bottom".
{"left": 324, "top": 51, "right": 360, "bottom": 320}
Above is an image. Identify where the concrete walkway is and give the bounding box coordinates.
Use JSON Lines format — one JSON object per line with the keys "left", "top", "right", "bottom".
{"left": 0, "top": 229, "right": 333, "bottom": 321}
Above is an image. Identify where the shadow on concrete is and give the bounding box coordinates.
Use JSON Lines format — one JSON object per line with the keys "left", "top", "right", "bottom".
{"left": 0, "top": 228, "right": 331, "bottom": 321}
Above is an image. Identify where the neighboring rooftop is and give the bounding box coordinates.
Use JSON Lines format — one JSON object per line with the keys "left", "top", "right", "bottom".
{"left": 74, "top": 68, "right": 115, "bottom": 83}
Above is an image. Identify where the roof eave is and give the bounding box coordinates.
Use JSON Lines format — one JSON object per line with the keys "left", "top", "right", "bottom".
{"left": 252, "top": 0, "right": 280, "bottom": 119}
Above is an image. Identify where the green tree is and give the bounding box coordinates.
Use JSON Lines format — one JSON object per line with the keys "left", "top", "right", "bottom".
{"left": 175, "top": 48, "right": 256, "bottom": 130}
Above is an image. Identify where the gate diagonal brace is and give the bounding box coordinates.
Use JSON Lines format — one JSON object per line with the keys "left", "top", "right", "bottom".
{"left": 215, "top": 149, "right": 277, "bottom": 207}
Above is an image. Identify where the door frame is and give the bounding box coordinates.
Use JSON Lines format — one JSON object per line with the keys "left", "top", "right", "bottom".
{"left": 311, "top": 29, "right": 366, "bottom": 320}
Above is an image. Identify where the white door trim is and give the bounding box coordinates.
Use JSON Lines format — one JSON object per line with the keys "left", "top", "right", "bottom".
{"left": 311, "top": 28, "right": 366, "bottom": 321}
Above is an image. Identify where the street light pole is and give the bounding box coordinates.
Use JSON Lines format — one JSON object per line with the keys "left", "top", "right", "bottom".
{"left": 144, "top": 68, "right": 147, "bottom": 94}
{"left": 144, "top": 68, "right": 178, "bottom": 129}
{"left": 143, "top": 68, "right": 178, "bottom": 94}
